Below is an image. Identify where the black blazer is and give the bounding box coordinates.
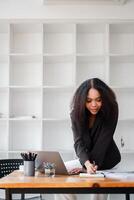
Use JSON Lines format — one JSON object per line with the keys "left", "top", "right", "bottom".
{"left": 72, "top": 109, "right": 121, "bottom": 170}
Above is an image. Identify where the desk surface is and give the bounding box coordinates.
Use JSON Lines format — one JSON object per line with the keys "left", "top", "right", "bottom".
{"left": 1, "top": 170, "right": 134, "bottom": 189}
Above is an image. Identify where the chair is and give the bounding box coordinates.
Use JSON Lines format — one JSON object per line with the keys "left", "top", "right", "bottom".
{"left": 0, "top": 159, "right": 24, "bottom": 200}
{"left": 0, "top": 159, "right": 42, "bottom": 200}
{"left": 0, "top": 159, "right": 23, "bottom": 178}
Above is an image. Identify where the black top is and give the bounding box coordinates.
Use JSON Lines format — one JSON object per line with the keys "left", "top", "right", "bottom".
{"left": 71, "top": 110, "right": 121, "bottom": 170}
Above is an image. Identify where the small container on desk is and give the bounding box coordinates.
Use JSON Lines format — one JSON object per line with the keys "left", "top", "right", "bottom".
{"left": 20, "top": 152, "right": 37, "bottom": 176}
{"left": 43, "top": 162, "right": 56, "bottom": 177}
{"left": 24, "top": 160, "right": 35, "bottom": 176}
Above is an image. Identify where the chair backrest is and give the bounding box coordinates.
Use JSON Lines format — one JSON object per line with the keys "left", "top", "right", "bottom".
{"left": 0, "top": 159, "right": 23, "bottom": 178}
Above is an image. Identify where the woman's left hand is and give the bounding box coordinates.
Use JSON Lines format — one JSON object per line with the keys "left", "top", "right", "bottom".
{"left": 69, "top": 167, "right": 83, "bottom": 175}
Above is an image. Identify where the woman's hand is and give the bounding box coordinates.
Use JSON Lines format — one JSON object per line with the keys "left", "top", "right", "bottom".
{"left": 84, "top": 160, "right": 98, "bottom": 174}
{"left": 69, "top": 167, "right": 83, "bottom": 175}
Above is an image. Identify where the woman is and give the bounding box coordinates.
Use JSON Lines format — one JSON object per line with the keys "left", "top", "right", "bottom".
{"left": 71, "top": 77, "right": 121, "bottom": 173}
{"left": 55, "top": 78, "right": 121, "bottom": 200}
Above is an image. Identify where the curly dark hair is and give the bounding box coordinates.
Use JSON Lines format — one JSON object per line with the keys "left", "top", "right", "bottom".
{"left": 71, "top": 78, "right": 118, "bottom": 126}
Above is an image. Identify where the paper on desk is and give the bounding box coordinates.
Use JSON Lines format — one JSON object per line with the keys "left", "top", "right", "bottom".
{"left": 64, "top": 159, "right": 82, "bottom": 171}
{"left": 103, "top": 171, "right": 134, "bottom": 179}
{"left": 79, "top": 172, "right": 105, "bottom": 178}
{"left": 79, "top": 170, "right": 134, "bottom": 179}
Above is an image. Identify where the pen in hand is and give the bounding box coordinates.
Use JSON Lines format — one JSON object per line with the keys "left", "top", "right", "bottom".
{"left": 85, "top": 160, "right": 97, "bottom": 174}
{"left": 92, "top": 161, "right": 97, "bottom": 173}
{"left": 93, "top": 161, "right": 96, "bottom": 167}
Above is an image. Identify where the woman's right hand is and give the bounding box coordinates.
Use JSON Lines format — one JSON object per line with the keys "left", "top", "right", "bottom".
{"left": 84, "top": 160, "right": 98, "bottom": 174}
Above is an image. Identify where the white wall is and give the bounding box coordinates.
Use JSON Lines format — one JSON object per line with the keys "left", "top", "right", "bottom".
{"left": 0, "top": 0, "right": 134, "bottom": 20}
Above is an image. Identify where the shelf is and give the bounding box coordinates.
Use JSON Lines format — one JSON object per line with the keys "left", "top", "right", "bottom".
{"left": 0, "top": 118, "right": 8, "bottom": 121}
{"left": 76, "top": 54, "right": 105, "bottom": 60}
{"left": 76, "top": 55, "right": 107, "bottom": 86}
{"left": 0, "top": 24, "right": 9, "bottom": 55}
{"left": 110, "top": 54, "right": 134, "bottom": 60}
{"left": 112, "top": 86, "right": 134, "bottom": 91}
{"left": 120, "top": 150, "right": 134, "bottom": 154}
{"left": 43, "top": 89, "right": 73, "bottom": 119}
{"left": 43, "top": 23, "right": 75, "bottom": 54}
{"left": 0, "top": 120, "right": 8, "bottom": 151}
{"left": 10, "top": 23, "right": 43, "bottom": 54}
{"left": 9, "top": 88, "right": 42, "bottom": 119}
{"left": 0, "top": 55, "right": 9, "bottom": 87}
{"left": 43, "top": 0, "right": 127, "bottom": 5}
{"left": 9, "top": 120, "right": 42, "bottom": 151}
{"left": 110, "top": 55, "right": 134, "bottom": 87}
{"left": 43, "top": 86, "right": 74, "bottom": 91}
{"left": 43, "top": 54, "right": 75, "bottom": 87}
{"left": 0, "top": 88, "right": 8, "bottom": 119}
{"left": 9, "top": 86, "right": 42, "bottom": 89}
{"left": 115, "top": 89, "right": 134, "bottom": 120}
{"left": 10, "top": 55, "right": 42, "bottom": 86}
{"left": 119, "top": 117, "right": 134, "bottom": 121}
{"left": 43, "top": 118, "right": 70, "bottom": 121}
{"left": 115, "top": 120, "right": 134, "bottom": 152}
{"left": 76, "top": 23, "right": 106, "bottom": 54}
{"left": 9, "top": 117, "right": 41, "bottom": 121}
{"left": 110, "top": 23, "right": 134, "bottom": 54}
{"left": 42, "top": 120, "right": 73, "bottom": 151}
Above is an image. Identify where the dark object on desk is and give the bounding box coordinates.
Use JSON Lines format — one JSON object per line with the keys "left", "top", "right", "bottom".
{"left": 20, "top": 152, "right": 37, "bottom": 161}
{"left": 21, "top": 152, "right": 37, "bottom": 177}
{"left": 24, "top": 161, "right": 35, "bottom": 177}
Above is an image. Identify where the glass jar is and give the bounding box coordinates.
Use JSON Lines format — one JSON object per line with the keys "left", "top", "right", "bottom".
{"left": 44, "top": 168, "right": 55, "bottom": 177}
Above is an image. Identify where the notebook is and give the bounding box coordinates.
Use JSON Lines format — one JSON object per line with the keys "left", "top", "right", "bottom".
{"left": 79, "top": 171, "right": 134, "bottom": 179}
{"left": 79, "top": 172, "right": 105, "bottom": 178}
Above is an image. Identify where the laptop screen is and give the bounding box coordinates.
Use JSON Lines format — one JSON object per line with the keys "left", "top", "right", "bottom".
{"left": 35, "top": 151, "right": 68, "bottom": 175}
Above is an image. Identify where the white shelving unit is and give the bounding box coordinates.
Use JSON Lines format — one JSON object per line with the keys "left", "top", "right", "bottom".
{"left": 109, "top": 23, "right": 134, "bottom": 154}
{"left": 0, "top": 21, "right": 134, "bottom": 158}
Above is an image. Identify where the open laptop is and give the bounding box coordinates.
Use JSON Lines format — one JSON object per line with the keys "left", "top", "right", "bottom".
{"left": 35, "top": 151, "right": 69, "bottom": 175}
